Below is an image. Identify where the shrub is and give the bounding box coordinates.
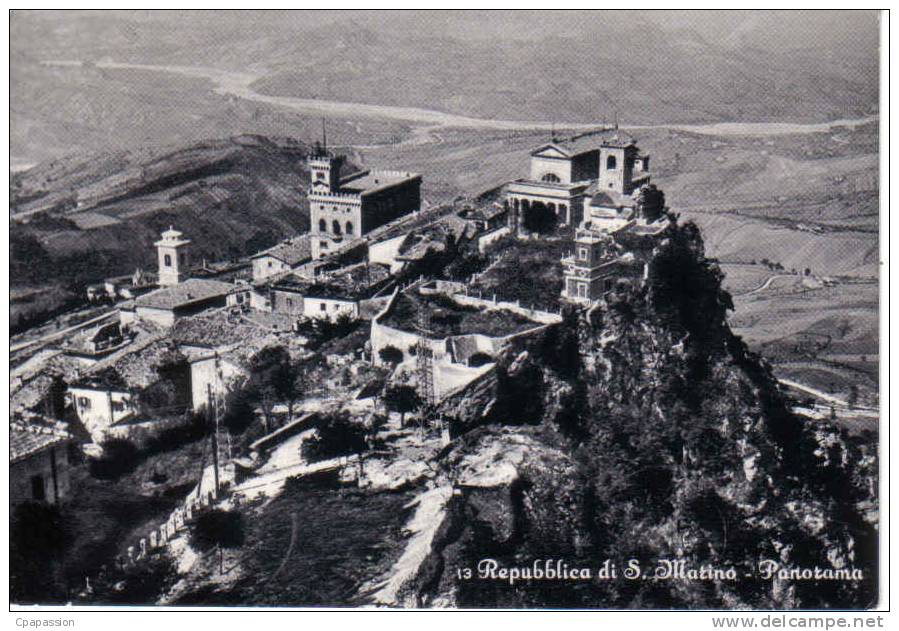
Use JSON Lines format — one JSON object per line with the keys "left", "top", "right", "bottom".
{"left": 89, "top": 438, "right": 140, "bottom": 479}
{"left": 378, "top": 345, "right": 404, "bottom": 366}
{"left": 302, "top": 414, "right": 368, "bottom": 462}
{"left": 190, "top": 509, "right": 245, "bottom": 574}
{"left": 468, "top": 352, "right": 493, "bottom": 367}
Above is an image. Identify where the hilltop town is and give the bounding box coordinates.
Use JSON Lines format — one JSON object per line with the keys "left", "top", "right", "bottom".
{"left": 10, "top": 127, "right": 878, "bottom": 608}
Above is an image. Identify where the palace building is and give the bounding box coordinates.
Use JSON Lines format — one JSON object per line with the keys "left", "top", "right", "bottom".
{"left": 307, "top": 143, "right": 421, "bottom": 260}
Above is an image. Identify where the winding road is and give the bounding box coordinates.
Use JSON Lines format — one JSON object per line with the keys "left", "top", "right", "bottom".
{"left": 42, "top": 60, "right": 878, "bottom": 147}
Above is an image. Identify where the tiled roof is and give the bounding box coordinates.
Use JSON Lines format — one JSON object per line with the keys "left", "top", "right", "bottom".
{"left": 82, "top": 336, "right": 178, "bottom": 390}
{"left": 252, "top": 235, "right": 312, "bottom": 266}
{"left": 339, "top": 169, "right": 420, "bottom": 195}
{"left": 135, "top": 278, "right": 232, "bottom": 311}
{"left": 10, "top": 423, "right": 70, "bottom": 464}
{"left": 173, "top": 311, "right": 278, "bottom": 350}
{"left": 303, "top": 263, "right": 393, "bottom": 301}
{"left": 533, "top": 130, "right": 638, "bottom": 157}
{"left": 589, "top": 188, "right": 637, "bottom": 208}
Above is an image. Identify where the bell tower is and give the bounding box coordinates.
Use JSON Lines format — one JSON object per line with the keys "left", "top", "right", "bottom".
{"left": 308, "top": 120, "right": 344, "bottom": 194}
{"left": 155, "top": 227, "right": 191, "bottom": 286}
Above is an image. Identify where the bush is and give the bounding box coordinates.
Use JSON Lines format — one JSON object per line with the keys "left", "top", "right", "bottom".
{"left": 95, "top": 553, "right": 177, "bottom": 604}
{"left": 378, "top": 345, "right": 404, "bottom": 366}
{"left": 468, "top": 352, "right": 494, "bottom": 367}
{"left": 89, "top": 438, "right": 140, "bottom": 479}
{"left": 10, "top": 502, "right": 72, "bottom": 603}
{"left": 190, "top": 509, "right": 246, "bottom": 574}
{"left": 302, "top": 414, "right": 368, "bottom": 462}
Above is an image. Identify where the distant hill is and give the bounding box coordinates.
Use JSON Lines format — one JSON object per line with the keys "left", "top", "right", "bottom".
{"left": 10, "top": 135, "right": 319, "bottom": 329}
{"left": 12, "top": 11, "right": 880, "bottom": 134}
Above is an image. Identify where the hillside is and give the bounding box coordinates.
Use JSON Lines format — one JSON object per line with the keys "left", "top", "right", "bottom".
{"left": 417, "top": 222, "right": 878, "bottom": 608}
{"left": 10, "top": 135, "right": 318, "bottom": 330}
{"left": 10, "top": 11, "right": 879, "bottom": 166}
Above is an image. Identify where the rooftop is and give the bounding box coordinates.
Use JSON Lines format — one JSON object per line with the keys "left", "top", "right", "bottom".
{"left": 589, "top": 189, "right": 637, "bottom": 209}
{"left": 467, "top": 204, "right": 508, "bottom": 223}
{"left": 82, "top": 336, "right": 180, "bottom": 390}
{"left": 381, "top": 289, "right": 541, "bottom": 339}
{"left": 252, "top": 235, "right": 312, "bottom": 267}
{"left": 278, "top": 263, "right": 393, "bottom": 301}
{"left": 531, "top": 129, "right": 638, "bottom": 157}
{"left": 397, "top": 215, "right": 473, "bottom": 261}
{"left": 10, "top": 422, "right": 70, "bottom": 464}
{"left": 172, "top": 310, "right": 278, "bottom": 350}
{"left": 154, "top": 226, "right": 191, "bottom": 247}
{"left": 339, "top": 169, "right": 420, "bottom": 195}
{"left": 135, "top": 278, "right": 233, "bottom": 311}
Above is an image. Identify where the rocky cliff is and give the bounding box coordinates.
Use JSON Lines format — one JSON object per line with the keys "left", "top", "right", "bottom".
{"left": 415, "top": 221, "right": 878, "bottom": 609}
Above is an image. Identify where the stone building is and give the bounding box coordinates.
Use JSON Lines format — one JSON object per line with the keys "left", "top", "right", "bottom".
{"left": 268, "top": 262, "right": 393, "bottom": 322}
{"left": 119, "top": 228, "right": 233, "bottom": 328}
{"left": 155, "top": 227, "right": 191, "bottom": 286}
{"left": 10, "top": 422, "right": 72, "bottom": 505}
{"left": 506, "top": 131, "right": 651, "bottom": 236}
{"left": 307, "top": 144, "right": 421, "bottom": 259}
{"left": 560, "top": 223, "right": 643, "bottom": 305}
{"left": 251, "top": 235, "right": 312, "bottom": 282}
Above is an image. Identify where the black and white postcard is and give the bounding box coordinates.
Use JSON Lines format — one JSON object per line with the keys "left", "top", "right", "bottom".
{"left": 8, "top": 9, "right": 886, "bottom": 617}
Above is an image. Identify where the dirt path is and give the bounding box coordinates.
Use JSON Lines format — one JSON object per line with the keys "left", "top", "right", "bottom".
{"left": 738, "top": 274, "right": 794, "bottom": 296}
{"left": 10, "top": 308, "right": 118, "bottom": 353}
{"left": 43, "top": 60, "right": 877, "bottom": 143}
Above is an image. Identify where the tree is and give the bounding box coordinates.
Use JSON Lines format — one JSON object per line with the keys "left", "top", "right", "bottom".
{"left": 302, "top": 413, "right": 368, "bottom": 462}
{"left": 246, "top": 346, "right": 303, "bottom": 430}
{"left": 378, "top": 345, "right": 404, "bottom": 367}
{"left": 383, "top": 384, "right": 422, "bottom": 427}
{"left": 220, "top": 383, "right": 256, "bottom": 435}
{"left": 190, "top": 509, "right": 245, "bottom": 574}
{"left": 848, "top": 384, "right": 860, "bottom": 407}
{"left": 89, "top": 438, "right": 140, "bottom": 479}
{"left": 11, "top": 502, "right": 72, "bottom": 603}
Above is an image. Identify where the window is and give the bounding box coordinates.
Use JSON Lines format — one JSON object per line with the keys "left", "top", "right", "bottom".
{"left": 267, "top": 261, "right": 273, "bottom": 268}
{"left": 320, "top": 241, "right": 328, "bottom": 249}
{"left": 315, "top": 171, "right": 325, "bottom": 180}
{"left": 332, "top": 220, "right": 341, "bottom": 235}
{"left": 164, "top": 254, "right": 172, "bottom": 267}
{"left": 30, "top": 475, "right": 46, "bottom": 501}
{"left": 332, "top": 303, "right": 339, "bottom": 311}
{"left": 541, "top": 173, "right": 561, "bottom": 183}
{"left": 578, "top": 283, "right": 587, "bottom": 298}
{"left": 345, "top": 221, "right": 354, "bottom": 235}
{"left": 606, "top": 155, "right": 617, "bottom": 170}
{"left": 112, "top": 400, "right": 127, "bottom": 413}
{"left": 319, "top": 219, "right": 327, "bottom": 232}
{"left": 578, "top": 247, "right": 588, "bottom": 261}
{"left": 78, "top": 396, "right": 91, "bottom": 410}
{"left": 320, "top": 303, "right": 327, "bottom": 312}
{"left": 286, "top": 298, "right": 293, "bottom": 307}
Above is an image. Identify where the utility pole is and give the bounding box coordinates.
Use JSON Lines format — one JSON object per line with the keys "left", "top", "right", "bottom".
{"left": 207, "top": 383, "right": 220, "bottom": 499}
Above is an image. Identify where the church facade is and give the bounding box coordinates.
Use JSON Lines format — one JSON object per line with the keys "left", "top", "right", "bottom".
{"left": 505, "top": 131, "right": 651, "bottom": 236}
{"left": 307, "top": 145, "right": 422, "bottom": 259}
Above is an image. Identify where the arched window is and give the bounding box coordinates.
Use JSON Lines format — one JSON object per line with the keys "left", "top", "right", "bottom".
{"left": 606, "top": 155, "right": 617, "bottom": 170}
{"left": 332, "top": 220, "right": 342, "bottom": 235}
{"left": 318, "top": 218, "right": 327, "bottom": 233}
{"left": 345, "top": 221, "right": 354, "bottom": 235}
{"left": 541, "top": 173, "right": 561, "bottom": 183}
{"left": 164, "top": 254, "right": 172, "bottom": 267}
